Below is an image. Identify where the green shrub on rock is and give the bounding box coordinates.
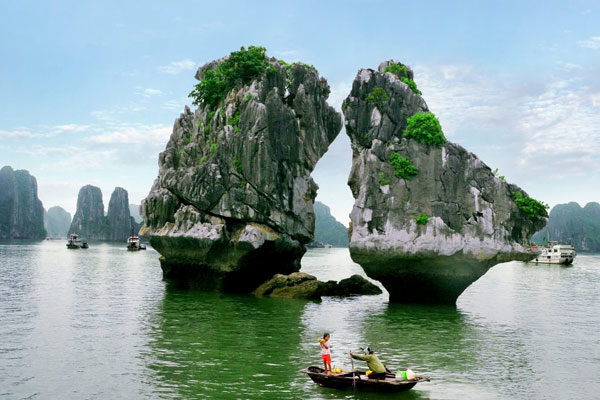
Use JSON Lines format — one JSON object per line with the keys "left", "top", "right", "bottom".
{"left": 389, "top": 153, "right": 418, "bottom": 179}
{"left": 366, "top": 87, "right": 389, "bottom": 111}
{"left": 189, "top": 46, "right": 269, "bottom": 110}
{"left": 404, "top": 112, "right": 446, "bottom": 147}
{"left": 415, "top": 213, "right": 429, "bottom": 225}
{"left": 514, "top": 192, "right": 548, "bottom": 220}
{"left": 378, "top": 172, "right": 390, "bottom": 186}
{"left": 383, "top": 63, "right": 421, "bottom": 95}
{"left": 233, "top": 157, "right": 243, "bottom": 174}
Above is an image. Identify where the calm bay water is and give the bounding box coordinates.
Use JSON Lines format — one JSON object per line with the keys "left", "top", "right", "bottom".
{"left": 0, "top": 240, "right": 598, "bottom": 399}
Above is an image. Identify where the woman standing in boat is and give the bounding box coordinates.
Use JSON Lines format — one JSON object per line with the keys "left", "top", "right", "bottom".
{"left": 318, "top": 333, "right": 332, "bottom": 374}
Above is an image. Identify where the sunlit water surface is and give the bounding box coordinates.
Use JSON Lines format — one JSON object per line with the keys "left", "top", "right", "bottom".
{"left": 1, "top": 241, "right": 598, "bottom": 399}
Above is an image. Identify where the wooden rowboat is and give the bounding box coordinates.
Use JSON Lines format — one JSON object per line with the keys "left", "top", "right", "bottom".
{"left": 301, "top": 366, "right": 430, "bottom": 393}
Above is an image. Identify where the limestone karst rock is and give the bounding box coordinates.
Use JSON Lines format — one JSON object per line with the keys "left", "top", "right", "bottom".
{"left": 343, "top": 60, "right": 546, "bottom": 303}
{"left": 142, "top": 48, "right": 342, "bottom": 291}
{"left": 106, "top": 187, "right": 132, "bottom": 242}
{"left": 69, "top": 185, "right": 106, "bottom": 239}
{"left": 0, "top": 166, "right": 46, "bottom": 239}
{"left": 313, "top": 201, "right": 349, "bottom": 247}
{"left": 69, "top": 185, "right": 135, "bottom": 241}
{"left": 45, "top": 206, "right": 71, "bottom": 238}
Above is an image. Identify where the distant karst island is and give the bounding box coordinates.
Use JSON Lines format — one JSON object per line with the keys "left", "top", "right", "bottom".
{"left": 531, "top": 202, "right": 600, "bottom": 252}
{"left": 0, "top": 165, "right": 142, "bottom": 242}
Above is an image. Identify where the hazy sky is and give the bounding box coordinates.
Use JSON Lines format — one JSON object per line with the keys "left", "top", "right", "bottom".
{"left": 1, "top": 0, "right": 599, "bottom": 225}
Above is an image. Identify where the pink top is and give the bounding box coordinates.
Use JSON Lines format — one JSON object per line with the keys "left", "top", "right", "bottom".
{"left": 320, "top": 339, "right": 331, "bottom": 355}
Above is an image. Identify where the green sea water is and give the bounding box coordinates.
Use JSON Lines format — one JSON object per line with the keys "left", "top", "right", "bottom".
{"left": 1, "top": 241, "right": 598, "bottom": 399}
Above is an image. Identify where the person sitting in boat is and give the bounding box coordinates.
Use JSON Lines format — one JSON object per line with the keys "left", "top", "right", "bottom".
{"left": 349, "top": 347, "right": 387, "bottom": 379}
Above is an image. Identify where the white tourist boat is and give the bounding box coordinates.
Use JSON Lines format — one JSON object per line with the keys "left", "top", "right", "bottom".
{"left": 532, "top": 242, "right": 576, "bottom": 265}
{"left": 126, "top": 234, "right": 146, "bottom": 251}
{"left": 66, "top": 233, "right": 88, "bottom": 249}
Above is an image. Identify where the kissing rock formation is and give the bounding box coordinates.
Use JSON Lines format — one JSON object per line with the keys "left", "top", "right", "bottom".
{"left": 142, "top": 48, "right": 341, "bottom": 291}
{"left": 344, "top": 61, "right": 546, "bottom": 303}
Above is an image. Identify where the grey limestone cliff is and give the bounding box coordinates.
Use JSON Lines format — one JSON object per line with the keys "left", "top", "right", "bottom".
{"left": 69, "top": 185, "right": 135, "bottom": 241}
{"left": 343, "top": 61, "right": 546, "bottom": 303}
{"left": 142, "top": 52, "right": 341, "bottom": 291}
{"left": 0, "top": 166, "right": 46, "bottom": 239}
{"left": 69, "top": 185, "right": 107, "bottom": 239}
{"left": 45, "top": 206, "right": 71, "bottom": 238}
{"left": 106, "top": 187, "right": 132, "bottom": 241}
{"left": 314, "top": 201, "right": 349, "bottom": 247}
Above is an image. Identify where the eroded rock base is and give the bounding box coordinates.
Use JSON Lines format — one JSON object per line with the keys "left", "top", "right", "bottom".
{"left": 351, "top": 250, "right": 536, "bottom": 304}
{"left": 152, "top": 236, "right": 304, "bottom": 292}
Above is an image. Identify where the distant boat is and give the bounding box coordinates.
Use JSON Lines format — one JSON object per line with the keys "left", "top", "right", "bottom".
{"left": 126, "top": 234, "right": 146, "bottom": 251}
{"left": 531, "top": 241, "right": 576, "bottom": 264}
{"left": 66, "top": 233, "right": 88, "bottom": 249}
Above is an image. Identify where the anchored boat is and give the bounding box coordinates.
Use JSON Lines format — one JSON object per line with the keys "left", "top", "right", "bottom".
{"left": 66, "top": 233, "right": 88, "bottom": 249}
{"left": 126, "top": 234, "right": 146, "bottom": 251}
{"left": 531, "top": 241, "right": 576, "bottom": 264}
{"left": 301, "top": 366, "right": 429, "bottom": 393}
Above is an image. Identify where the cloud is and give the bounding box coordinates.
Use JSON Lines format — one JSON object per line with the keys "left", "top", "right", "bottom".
{"left": 157, "top": 59, "right": 196, "bottom": 75}
{"left": 0, "top": 128, "right": 41, "bottom": 138}
{"left": 163, "top": 97, "right": 189, "bottom": 111}
{"left": 415, "top": 63, "right": 600, "bottom": 181}
{"left": 136, "top": 87, "right": 163, "bottom": 98}
{"left": 273, "top": 49, "right": 302, "bottom": 61}
{"left": 86, "top": 124, "right": 171, "bottom": 145}
{"left": 16, "top": 145, "right": 81, "bottom": 156}
{"left": 91, "top": 104, "right": 147, "bottom": 122}
{"left": 53, "top": 124, "right": 90, "bottom": 132}
{"left": 0, "top": 124, "right": 90, "bottom": 138}
{"left": 416, "top": 64, "right": 519, "bottom": 136}
{"left": 577, "top": 36, "right": 600, "bottom": 49}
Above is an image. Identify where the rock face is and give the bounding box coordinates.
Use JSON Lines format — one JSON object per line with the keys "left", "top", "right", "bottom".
{"left": 69, "top": 185, "right": 107, "bottom": 239}
{"left": 313, "top": 201, "right": 349, "bottom": 247}
{"left": 253, "top": 272, "right": 381, "bottom": 299}
{"left": 142, "top": 53, "right": 341, "bottom": 292}
{"left": 45, "top": 206, "right": 71, "bottom": 238}
{"left": 69, "top": 185, "right": 135, "bottom": 241}
{"left": 0, "top": 166, "right": 46, "bottom": 239}
{"left": 531, "top": 202, "right": 600, "bottom": 252}
{"left": 343, "top": 61, "right": 546, "bottom": 303}
{"left": 106, "top": 187, "right": 132, "bottom": 241}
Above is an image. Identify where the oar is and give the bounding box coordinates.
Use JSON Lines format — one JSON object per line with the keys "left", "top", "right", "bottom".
{"left": 350, "top": 353, "right": 357, "bottom": 393}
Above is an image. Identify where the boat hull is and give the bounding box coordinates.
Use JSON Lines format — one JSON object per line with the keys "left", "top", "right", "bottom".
{"left": 301, "top": 366, "right": 427, "bottom": 393}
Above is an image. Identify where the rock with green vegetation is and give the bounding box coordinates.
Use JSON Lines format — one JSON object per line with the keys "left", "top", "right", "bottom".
{"left": 142, "top": 46, "right": 342, "bottom": 292}
{"left": 314, "top": 201, "right": 348, "bottom": 247}
{"left": 531, "top": 202, "right": 600, "bottom": 252}
{"left": 253, "top": 272, "right": 381, "bottom": 299}
{"left": 343, "top": 60, "right": 546, "bottom": 304}
{"left": 0, "top": 166, "right": 46, "bottom": 239}
{"left": 253, "top": 272, "right": 323, "bottom": 299}
{"left": 44, "top": 206, "right": 71, "bottom": 238}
